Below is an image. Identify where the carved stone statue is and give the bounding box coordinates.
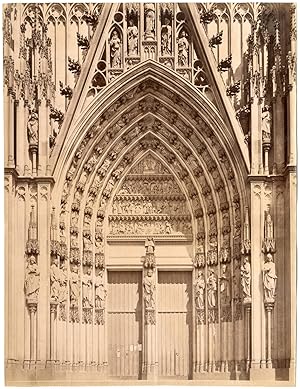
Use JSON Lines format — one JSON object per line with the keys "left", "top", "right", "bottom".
{"left": 262, "top": 254, "right": 277, "bottom": 302}
{"left": 69, "top": 265, "right": 80, "bottom": 307}
{"left": 161, "top": 18, "right": 172, "bottom": 55}
{"left": 165, "top": 221, "right": 172, "bottom": 234}
{"left": 145, "top": 237, "right": 155, "bottom": 254}
{"left": 110, "top": 30, "right": 121, "bottom": 68}
{"left": 194, "top": 271, "right": 205, "bottom": 309}
{"left": 261, "top": 108, "right": 271, "bottom": 138}
{"left": 144, "top": 3, "right": 155, "bottom": 40}
{"left": 207, "top": 269, "right": 217, "bottom": 308}
{"left": 265, "top": 208, "right": 273, "bottom": 239}
{"left": 50, "top": 257, "right": 60, "bottom": 301}
{"left": 219, "top": 264, "right": 231, "bottom": 305}
{"left": 95, "top": 270, "right": 107, "bottom": 308}
{"left": 24, "top": 255, "right": 40, "bottom": 301}
{"left": 59, "top": 263, "right": 68, "bottom": 303}
{"left": 83, "top": 234, "right": 92, "bottom": 251}
{"left": 143, "top": 269, "right": 155, "bottom": 309}
{"left": 178, "top": 30, "right": 189, "bottom": 67}
{"left": 82, "top": 268, "right": 93, "bottom": 308}
{"left": 241, "top": 256, "right": 251, "bottom": 300}
{"left": 127, "top": 19, "right": 138, "bottom": 55}
{"left": 27, "top": 106, "right": 38, "bottom": 146}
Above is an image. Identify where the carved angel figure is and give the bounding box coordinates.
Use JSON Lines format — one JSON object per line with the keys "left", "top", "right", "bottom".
{"left": 262, "top": 254, "right": 277, "bottom": 302}
{"left": 161, "top": 18, "right": 172, "bottom": 55}
{"left": 24, "top": 256, "right": 40, "bottom": 300}
{"left": 241, "top": 256, "right": 251, "bottom": 300}
{"left": 194, "top": 271, "right": 205, "bottom": 309}
{"left": 143, "top": 269, "right": 155, "bottom": 309}
{"left": 50, "top": 257, "right": 61, "bottom": 301}
{"left": 95, "top": 271, "right": 107, "bottom": 308}
{"left": 110, "top": 30, "right": 121, "bottom": 68}
{"left": 207, "top": 269, "right": 217, "bottom": 308}
{"left": 127, "top": 19, "right": 138, "bottom": 55}
{"left": 178, "top": 30, "right": 189, "bottom": 67}
{"left": 82, "top": 268, "right": 93, "bottom": 308}
{"left": 27, "top": 106, "right": 39, "bottom": 146}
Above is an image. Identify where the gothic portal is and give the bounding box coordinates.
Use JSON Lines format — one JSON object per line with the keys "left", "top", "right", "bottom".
{"left": 4, "top": 2, "right": 296, "bottom": 385}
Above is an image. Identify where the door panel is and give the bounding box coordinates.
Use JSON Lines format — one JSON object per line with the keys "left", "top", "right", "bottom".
{"left": 158, "top": 271, "right": 192, "bottom": 378}
{"left": 107, "top": 271, "right": 142, "bottom": 378}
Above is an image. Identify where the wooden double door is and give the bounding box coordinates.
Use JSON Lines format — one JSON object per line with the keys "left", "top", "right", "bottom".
{"left": 107, "top": 270, "right": 192, "bottom": 379}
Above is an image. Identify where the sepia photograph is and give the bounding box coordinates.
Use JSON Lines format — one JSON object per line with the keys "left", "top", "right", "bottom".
{"left": 3, "top": 2, "right": 297, "bottom": 386}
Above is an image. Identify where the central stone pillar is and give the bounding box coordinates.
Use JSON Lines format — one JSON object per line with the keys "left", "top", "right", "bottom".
{"left": 142, "top": 238, "right": 158, "bottom": 380}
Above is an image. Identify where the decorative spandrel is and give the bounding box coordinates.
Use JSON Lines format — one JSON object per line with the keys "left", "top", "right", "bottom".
{"left": 108, "top": 154, "right": 193, "bottom": 240}
{"left": 87, "top": 3, "right": 215, "bottom": 104}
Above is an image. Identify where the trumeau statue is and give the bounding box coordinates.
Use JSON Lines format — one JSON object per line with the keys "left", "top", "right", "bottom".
{"left": 69, "top": 265, "right": 80, "bottom": 307}
{"left": 24, "top": 256, "right": 40, "bottom": 301}
{"left": 50, "top": 257, "right": 60, "bottom": 301}
{"left": 207, "top": 268, "right": 217, "bottom": 308}
{"left": 143, "top": 268, "right": 155, "bottom": 309}
{"left": 27, "top": 106, "right": 39, "bottom": 146}
{"left": 95, "top": 270, "right": 107, "bottom": 308}
{"left": 110, "top": 30, "right": 121, "bottom": 68}
{"left": 262, "top": 253, "right": 277, "bottom": 302}
{"left": 127, "top": 19, "right": 138, "bottom": 55}
{"left": 241, "top": 256, "right": 251, "bottom": 301}
{"left": 194, "top": 271, "right": 205, "bottom": 309}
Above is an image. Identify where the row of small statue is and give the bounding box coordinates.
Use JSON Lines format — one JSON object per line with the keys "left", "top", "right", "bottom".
{"left": 24, "top": 250, "right": 277, "bottom": 308}
{"left": 51, "top": 260, "right": 107, "bottom": 309}
{"left": 118, "top": 179, "right": 180, "bottom": 195}
{"left": 109, "top": 18, "right": 189, "bottom": 67}
{"left": 111, "top": 198, "right": 187, "bottom": 215}
{"left": 193, "top": 254, "right": 277, "bottom": 310}
{"left": 109, "top": 220, "right": 192, "bottom": 235}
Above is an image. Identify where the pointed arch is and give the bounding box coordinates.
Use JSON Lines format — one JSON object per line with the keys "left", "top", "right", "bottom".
{"left": 52, "top": 60, "right": 250, "bottom": 188}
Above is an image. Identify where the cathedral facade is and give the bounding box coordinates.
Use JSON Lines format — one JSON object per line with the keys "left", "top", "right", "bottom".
{"left": 4, "top": 2, "right": 296, "bottom": 385}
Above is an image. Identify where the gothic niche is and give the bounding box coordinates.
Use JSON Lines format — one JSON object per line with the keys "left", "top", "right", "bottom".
{"left": 108, "top": 154, "right": 193, "bottom": 240}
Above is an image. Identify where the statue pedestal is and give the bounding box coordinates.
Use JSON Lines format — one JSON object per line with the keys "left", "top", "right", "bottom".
{"left": 249, "top": 367, "right": 276, "bottom": 382}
